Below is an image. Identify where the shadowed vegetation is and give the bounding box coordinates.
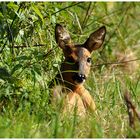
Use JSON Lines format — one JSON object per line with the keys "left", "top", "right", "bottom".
{"left": 0, "top": 2, "right": 140, "bottom": 138}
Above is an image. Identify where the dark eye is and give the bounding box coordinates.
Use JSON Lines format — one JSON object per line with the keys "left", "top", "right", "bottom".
{"left": 87, "top": 57, "right": 91, "bottom": 63}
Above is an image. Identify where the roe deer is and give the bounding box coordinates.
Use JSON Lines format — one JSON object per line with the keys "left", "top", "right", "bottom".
{"left": 51, "top": 24, "right": 106, "bottom": 116}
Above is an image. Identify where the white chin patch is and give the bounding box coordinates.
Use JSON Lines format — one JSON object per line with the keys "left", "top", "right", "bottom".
{"left": 83, "top": 79, "right": 85, "bottom": 83}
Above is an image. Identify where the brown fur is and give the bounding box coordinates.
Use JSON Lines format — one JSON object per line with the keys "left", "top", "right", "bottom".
{"left": 52, "top": 24, "right": 106, "bottom": 116}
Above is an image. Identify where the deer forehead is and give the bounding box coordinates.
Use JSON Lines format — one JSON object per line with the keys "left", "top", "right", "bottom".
{"left": 77, "top": 47, "right": 91, "bottom": 59}
{"left": 69, "top": 47, "right": 91, "bottom": 61}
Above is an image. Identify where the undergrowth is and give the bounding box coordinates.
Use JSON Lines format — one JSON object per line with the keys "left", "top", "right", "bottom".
{"left": 0, "top": 2, "right": 140, "bottom": 138}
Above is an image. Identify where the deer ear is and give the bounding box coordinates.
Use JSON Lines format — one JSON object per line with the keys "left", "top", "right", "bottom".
{"left": 55, "top": 24, "right": 73, "bottom": 50}
{"left": 84, "top": 26, "right": 106, "bottom": 52}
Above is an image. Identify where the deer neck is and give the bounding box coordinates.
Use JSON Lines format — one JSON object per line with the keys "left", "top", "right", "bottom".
{"left": 55, "top": 73, "right": 84, "bottom": 91}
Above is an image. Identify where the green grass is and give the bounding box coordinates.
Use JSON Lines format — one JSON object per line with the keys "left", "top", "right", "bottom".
{"left": 0, "top": 2, "right": 140, "bottom": 138}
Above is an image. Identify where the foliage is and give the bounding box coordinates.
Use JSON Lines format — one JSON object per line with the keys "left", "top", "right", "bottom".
{"left": 0, "top": 2, "right": 140, "bottom": 138}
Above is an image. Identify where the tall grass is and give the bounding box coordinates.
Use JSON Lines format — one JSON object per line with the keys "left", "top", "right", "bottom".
{"left": 0, "top": 2, "right": 140, "bottom": 138}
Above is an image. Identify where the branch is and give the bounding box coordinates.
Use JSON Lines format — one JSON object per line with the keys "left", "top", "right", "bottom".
{"left": 124, "top": 91, "right": 140, "bottom": 129}
{"left": 0, "top": 3, "right": 23, "bottom": 54}
{"left": 11, "top": 44, "right": 46, "bottom": 48}
{"left": 46, "top": 2, "right": 82, "bottom": 18}
{"left": 101, "top": 4, "right": 131, "bottom": 52}
{"left": 33, "top": 2, "right": 82, "bottom": 25}
{"left": 93, "top": 58, "right": 140, "bottom": 67}
{"left": 81, "top": 2, "right": 92, "bottom": 29}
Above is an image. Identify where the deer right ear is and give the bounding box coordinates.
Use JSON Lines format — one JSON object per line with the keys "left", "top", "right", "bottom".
{"left": 84, "top": 26, "right": 106, "bottom": 52}
{"left": 55, "top": 24, "right": 73, "bottom": 50}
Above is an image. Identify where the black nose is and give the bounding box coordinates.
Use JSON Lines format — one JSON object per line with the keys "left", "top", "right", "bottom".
{"left": 79, "top": 74, "right": 86, "bottom": 80}
{"left": 72, "top": 73, "right": 86, "bottom": 83}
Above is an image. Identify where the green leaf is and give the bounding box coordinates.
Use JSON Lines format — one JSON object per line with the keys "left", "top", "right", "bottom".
{"left": 0, "top": 12, "right": 3, "bottom": 18}
{"left": 16, "top": 55, "right": 31, "bottom": 61}
{"left": 31, "top": 4, "right": 44, "bottom": 24}
{"left": 11, "top": 64, "right": 22, "bottom": 75}
{"left": 7, "top": 2, "right": 19, "bottom": 11}
{"left": 34, "top": 65, "right": 41, "bottom": 76}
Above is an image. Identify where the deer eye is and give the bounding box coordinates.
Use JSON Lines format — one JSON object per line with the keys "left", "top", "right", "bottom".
{"left": 87, "top": 57, "right": 91, "bottom": 63}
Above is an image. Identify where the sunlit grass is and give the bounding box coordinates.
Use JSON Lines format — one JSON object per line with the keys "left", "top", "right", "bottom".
{"left": 0, "top": 2, "right": 140, "bottom": 138}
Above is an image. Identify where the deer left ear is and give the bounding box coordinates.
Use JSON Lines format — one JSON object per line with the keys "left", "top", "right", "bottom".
{"left": 55, "top": 24, "right": 73, "bottom": 50}
{"left": 84, "top": 26, "right": 106, "bottom": 52}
